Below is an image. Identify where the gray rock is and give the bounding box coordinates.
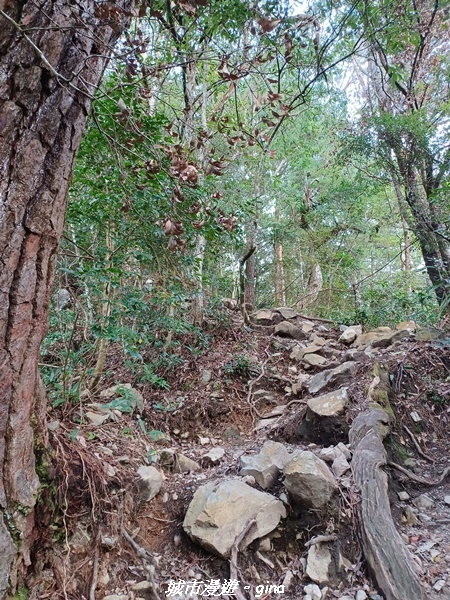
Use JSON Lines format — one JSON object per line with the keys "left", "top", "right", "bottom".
{"left": 444, "top": 495, "right": 450, "bottom": 505}
{"left": 283, "top": 570, "right": 295, "bottom": 590}
{"left": 301, "top": 320, "right": 315, "bottom": 333}
{"left": 137, "top": 466, "right": 163, "bottom": 501}
{"left": 303, "top": 583, "right": 322, "bottom": 600}
{"left": 356, "top": 590, "right": 368, "bottom": 600}
{"left": 276, "top": 306, "right": 298, "bottom": 320}
{"left": 85, "top": 411, "right": 110, "bottom": 426}
{"left": 291, "top": 344, "right": 321, "bottom": 361}
{"left": 331, "top": 452, "right": 350, "bottom": 477}
{"left": 302, "top": 353, "right": 328, "bottom": 368}
{"left": 339, "top": 325, "right": 362, "bottom": 345}
{"left": 306, "top": 543, "right": 333, "bottom": 584}
{"left": 307, "top": 388, "right": 348, "bottom": 417}
{"left": 183, "top": 479, "right": 286, "bottom": 558}
{"left": 275, "top": 320, "right": 308, "bottom": 340}
{"left": 175, "top": 453, "right": 200, "bottom": 473}
{"left": 352, "top": 328, "right": 409, "bottom": 349}
{"left": 336, "top": 442, "right": 351, "bottom": 460}
{"left": 398, "top": 491, "right": 410, "bottom": 501}
{"left": 308, "top": 362, "right": 358, "bottom": 395}
{"left": 412, "top": 493, "right": 434, "bottom": 509}
{"left": 284, "top": 451, "right": 337, "bottom": 508}
{"left": 56, "top": 288, "right": 71, "bottom": 310}
{"left": 201, "top": 370, "right": 212, "bottom": 385}
{"left": 160, "top": 450, "right": 200, "bottom": 473}
{"left": 252, "top": 309, "right": 282, "bottom": 325}
{"left": 240, "top": 441, "right": 291, "bottom": 489}
{"left": 202, "top": 447, "right": 225, "bottom": 466}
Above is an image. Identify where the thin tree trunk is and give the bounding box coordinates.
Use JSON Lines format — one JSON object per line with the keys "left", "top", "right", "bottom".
{"left": 89, "top": 228, "right": 114, "bottom": 391}
{"left": 0, "top": 1, "right": 132, "bottom": 594}
{"left": 274, "top": 208, "right": 286, "bottom": 306}
{"left": 398, "top": 160, "right": 450, "bottom": 308}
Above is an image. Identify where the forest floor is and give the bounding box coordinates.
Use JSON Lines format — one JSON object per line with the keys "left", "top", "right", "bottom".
{"left": 32, "top": 308, "right": 450, "bottom": 600}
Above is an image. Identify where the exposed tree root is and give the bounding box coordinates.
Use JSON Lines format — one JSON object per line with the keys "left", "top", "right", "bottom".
{"left": 350, "top": 407, "right": 425, "bottom": 600}
{"left": 388, "top": 461, "right": 450, "bottom": 486}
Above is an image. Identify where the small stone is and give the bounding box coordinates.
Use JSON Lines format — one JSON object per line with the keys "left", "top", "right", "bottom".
{"left": 137, "top": 466, "right": 163, "bottom": 501}
{"left": 433, "top": 580, "right": 446, "bottom": 592}
{"left": 198, "top": 436, "right": 210, "bottom": 445}
{"left": 413, "top": 494, "right": 434, "bottom": 509}
{"left": 201, "top": 370, "right": 212, "bottom": 385}
{"left": 131, "top": 581, "right": 153, "bottom": 591}
{"left": 410, "top": 411, "right": 422, "bottom": 423}
{"left": 331, "top": 452, "right": 350, "bottom": 477}
{"left": 242, "top": 475, "right": 256, "bottom": 486}
{"left": 303, "top": 583, "right": 322, "bottom": 600}
{"left": 398, "top": 491, "right": 410, "bottom": 501}
{"left": 85, "top": 411, "right": 110, "bottom": 426}
{"left": 356, "top": 591, "right": 368, "bottom": 600}
{"left": 175, "top": 453, "right": 199, "bottom": 473}
{"left": 47, "top": 420, "right": 60, "bottom": 431}
{"left": 444, "top": 496, "right": 450, "bottom": 505}
{"left": 306, "top": 543, "right": 333, "bottom": 584}
{"left": 283, "top": 570, "right": 295, "bottom": 590}
{"left": 202, "top": 447, "right": 225, "bottom": 466}
{"left": 101, "top": 536, "right": 118, "bottom": 548}
{"left": 336, "top": 442, "right": 352, "bottom": 460}
{"left": 258, "top": 537, "right": 271, "bottom": 551}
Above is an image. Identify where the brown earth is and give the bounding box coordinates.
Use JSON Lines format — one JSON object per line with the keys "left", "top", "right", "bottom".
{"left": 31, "top": 309, "right": 450, "bottom": 600}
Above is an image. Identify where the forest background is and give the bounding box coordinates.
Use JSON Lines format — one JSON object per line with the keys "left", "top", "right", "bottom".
{"left": 43, "top": 0, "right": 450, "bottom": 399}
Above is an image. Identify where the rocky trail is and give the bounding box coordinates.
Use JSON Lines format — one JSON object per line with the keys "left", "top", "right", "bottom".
{"left": 36, "top": 307, "right": 450, "bottom": 600}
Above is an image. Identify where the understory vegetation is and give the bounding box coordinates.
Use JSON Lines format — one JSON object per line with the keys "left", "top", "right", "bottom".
{"left": 40, "top": 0, "right": 449, "bottom": 401}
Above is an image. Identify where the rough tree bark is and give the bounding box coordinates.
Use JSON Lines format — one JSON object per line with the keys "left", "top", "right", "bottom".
{"left": 0, "top": 0, "right": 133, "bottom": 594}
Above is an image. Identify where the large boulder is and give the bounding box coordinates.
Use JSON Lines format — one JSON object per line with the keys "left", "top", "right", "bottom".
{"left": 290, "top": 344, "right": 322, "bottom": 361}
{"left": 307, "top": 388, "right": 348, "bottom": 417}
{"left": 352, "top": 327, "right": 409, "bottom": 350}
{"left": 183, "top": 479, "right": 286, "bottom": 558}
{"left": 308, "top": 362, "right": 358, "bottom": 395}
{"left": 274, "top": 320, "right": 308, "bottom": 340}
{"left": 275, "top": 306, "right": 298, "bottom": 320}
{"left": 283, "top": 451, "right": 337, "bottom": 508}
{"left": 251, "top": 309, "right": 283, "bottom": 326}
{"left": 239, "top": 441, "right": 291, "bottom": 489}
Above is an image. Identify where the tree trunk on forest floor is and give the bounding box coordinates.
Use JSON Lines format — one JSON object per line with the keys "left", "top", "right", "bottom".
{"left": 0, "top": 1, "right": 133, "bottom": 594}
{"left": 349, "top": 365, "right": 426, "bottom": 600}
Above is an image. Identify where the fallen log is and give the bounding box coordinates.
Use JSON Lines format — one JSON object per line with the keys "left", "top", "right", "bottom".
{"left": 349, "top": 408, "right": 425, "bottom": 600}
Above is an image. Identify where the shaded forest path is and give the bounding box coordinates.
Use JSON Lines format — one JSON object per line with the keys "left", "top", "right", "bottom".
{"left": 36, "top": 307, "right": 450, "bottom": 600}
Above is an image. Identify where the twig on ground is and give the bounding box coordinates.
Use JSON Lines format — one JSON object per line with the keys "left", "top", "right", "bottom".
{"left": 305, "top": 533, "right": 338, "bottom": 547}
{"left": 229, "top": 519, "right": 256, "bottom": 600}
{"left": 403, "top": 425, "right": 435, "bottom": 463}
{"left": 89, "top": 544, "right": 100, "bottom": 600}
{"left": 121, "top": 527, "right": 162, "bottom": 600}
{"left": 388, "top": 462, "right": 450, "bottom": 486}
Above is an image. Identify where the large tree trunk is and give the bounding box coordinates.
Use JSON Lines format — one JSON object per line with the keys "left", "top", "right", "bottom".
{"left": 396, "top": 158, "right": 450, "bottom": 309}
{"left": 0, "top": 1, "right": 132, "bottom": 595}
